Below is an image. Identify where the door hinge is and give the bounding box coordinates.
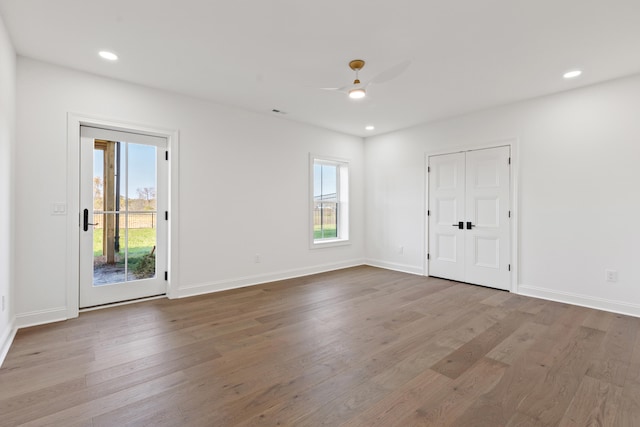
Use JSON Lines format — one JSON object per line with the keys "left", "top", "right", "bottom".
{"left": 508, "top": 157, "right": 511, "bottom": 165}
{"left": 165, "top": 211, "right": 168, "bottom": 220}
{"left": 428, "top": 166, "right": 431, "bottom": 173}
{"left": 427, "top": 210, "right": 430, "bottom": 216}
{"left": 164, "top": 271, "right": 168, "bottom": 281}
{"left": 427, "top": 253, "right": 430, "bottom": 260}
{"left": 508, "top": 210, "right": 511, "bottom": 218}
{"left": 165, "top": 151, "right": 169, "bottom": 161}
{"left": 508, "top": 264, "right": 511, "bottom": 272}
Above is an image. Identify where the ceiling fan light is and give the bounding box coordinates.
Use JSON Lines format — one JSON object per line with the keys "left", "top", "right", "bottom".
{"left": 349, "top": 88, "right": 366, "bottom": 99}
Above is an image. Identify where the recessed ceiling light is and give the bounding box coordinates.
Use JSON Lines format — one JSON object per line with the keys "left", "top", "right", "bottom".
{"left": 563, "top": 69, "right": 582, "bottom": 79}
{"left": 365, "top": 125, "right": 375, "bottom": 131}
{"left": 99, "top": 51, "right": 118, "bottom": 61}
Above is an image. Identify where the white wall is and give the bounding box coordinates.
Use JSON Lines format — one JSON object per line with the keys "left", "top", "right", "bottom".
{"left": 0, "top": 14, "right": 16, "bottom": 362}
{"left": 365, "top": 74, "right": 640, "bottom": 316}
{"left": 15, "top": 58, "right": 364, "bottom": 325}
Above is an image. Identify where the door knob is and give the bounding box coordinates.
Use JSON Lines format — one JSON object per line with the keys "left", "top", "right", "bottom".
{"left": 466, "top": 222, "right": 476, "bottom": 229}
{"left": 451, "top": 221, "right": 464, "bottom": 229}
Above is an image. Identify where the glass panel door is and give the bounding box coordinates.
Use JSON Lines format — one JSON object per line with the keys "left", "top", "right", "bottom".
{"left": 80, "top": 127, "right": 167, "bottom": 308}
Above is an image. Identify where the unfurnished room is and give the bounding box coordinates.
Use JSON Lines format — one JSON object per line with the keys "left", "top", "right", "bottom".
{"left": 0, "top": 1, "right": 640, "bottom": 426}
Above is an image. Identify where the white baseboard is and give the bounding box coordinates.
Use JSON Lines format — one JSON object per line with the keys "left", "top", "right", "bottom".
{"left": 15, "top": 307, "right": 68, "bottom": 329}
{"left": 0, "top": 318, "right": 17, "bottom": 368}
{"left": 365, "top": 259, "right": 424, "bottom": 276}
{"left": 176, "top": 259, "right": 366, "bottom": 298}
{"left": 517, "top": 284, "right": 640, "bottom": 318}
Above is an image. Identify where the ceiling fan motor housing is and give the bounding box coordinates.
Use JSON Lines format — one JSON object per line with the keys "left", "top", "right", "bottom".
{"left": 349, "top": 59, "right": 365, "bottom": 71}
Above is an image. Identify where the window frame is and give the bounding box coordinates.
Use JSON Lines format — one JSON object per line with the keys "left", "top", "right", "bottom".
{"left": 309, "top": 154, "right": 350, "bottom": 248}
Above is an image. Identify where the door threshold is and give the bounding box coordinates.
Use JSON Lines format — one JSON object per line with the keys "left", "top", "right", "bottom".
{"left": 429, "top": 276, "right": 509, "bottom": 292}
{"left": 80, "top": 293, "right": 167, "bottom": 312}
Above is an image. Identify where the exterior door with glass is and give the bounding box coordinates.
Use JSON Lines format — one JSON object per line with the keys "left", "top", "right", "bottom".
{"left": 79, "top": 126, "right": 168, "bottom": 308}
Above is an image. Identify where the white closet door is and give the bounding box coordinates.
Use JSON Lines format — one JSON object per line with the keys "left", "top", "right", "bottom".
{"left": 464, "top": 146, "right": 511, "bottom": 290}
{"left": 428, "top": 152, "right": 466, "bottom": 282}
{"left": 428, "top": 146, "right": 511, "bottom": 290}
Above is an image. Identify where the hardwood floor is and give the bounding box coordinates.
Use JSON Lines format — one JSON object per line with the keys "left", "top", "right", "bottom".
{"left": 1, "top": 266, "right": 639, "bottom": 426}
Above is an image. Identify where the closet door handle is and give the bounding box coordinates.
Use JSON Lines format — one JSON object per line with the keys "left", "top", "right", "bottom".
{"left": 451, "top": 222, "right": 464, "bottom": 229}
{"left": 466, "top": 222, "right": 476, "bottom": 230}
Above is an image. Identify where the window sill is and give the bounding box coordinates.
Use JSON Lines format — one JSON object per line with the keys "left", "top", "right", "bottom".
{"left": 310, "top": 238, "right": 351, "bottom": 249}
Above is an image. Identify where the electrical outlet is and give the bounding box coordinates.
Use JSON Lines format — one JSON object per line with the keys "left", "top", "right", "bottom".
{"left": 254, "top": 254, "right": 261, "bottom": 263}
{"left": 605, "top": 269, "right": 618, "bottom": 282}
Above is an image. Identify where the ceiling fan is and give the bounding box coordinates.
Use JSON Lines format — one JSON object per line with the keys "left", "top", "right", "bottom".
{"left": 323, "top": 59, "right": 411, "bottom": 99}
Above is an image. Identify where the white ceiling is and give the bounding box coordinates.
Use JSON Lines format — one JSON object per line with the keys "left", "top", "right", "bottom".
{"left": 1, "top": 0, "right": 639, "bottom": 137}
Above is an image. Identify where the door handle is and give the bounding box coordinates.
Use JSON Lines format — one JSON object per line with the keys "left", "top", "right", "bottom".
{"left": 466, "top": 221, "right": 476, "bottom": 230}
{"left": 451, "top": 222, "right": 464, "bottom": 229}
{"left": 83, "top": 209, "right": 97, "bottom": 231}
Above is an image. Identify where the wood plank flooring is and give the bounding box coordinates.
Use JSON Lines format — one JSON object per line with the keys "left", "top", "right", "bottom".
{"left": 1, "top": 266, "right": 639, "bottom": 426}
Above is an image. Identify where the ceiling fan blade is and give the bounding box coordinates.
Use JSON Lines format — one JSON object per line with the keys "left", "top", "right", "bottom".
{"left": 369, "top": 59, "right": 411, "bottom": 85}
{"left": 320, "top": 84, "right": 351, "bottom": 94}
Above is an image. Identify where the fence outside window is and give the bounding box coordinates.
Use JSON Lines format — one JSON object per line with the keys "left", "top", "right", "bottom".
{"left": 93, "top": 212, "right": 156, "bottom": 229}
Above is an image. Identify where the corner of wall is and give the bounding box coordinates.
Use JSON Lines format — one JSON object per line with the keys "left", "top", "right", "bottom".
{"left": 14, "top": 308, "right": 69, "bottom": 329}
{"left": 0, "top": 318, "right": 16, "bottom": 368}
{"left": 364, "top": 259, "right": 424, "bottom": 276}
{"left": 0, "top": 8, "right": 17, "bottom": 368}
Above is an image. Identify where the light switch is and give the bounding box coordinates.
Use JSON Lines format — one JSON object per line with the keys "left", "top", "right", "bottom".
{"left": 52, "top": 203, "right": 67, "bottom": 215}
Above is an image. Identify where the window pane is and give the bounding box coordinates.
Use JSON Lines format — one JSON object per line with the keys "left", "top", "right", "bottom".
{"left": 126, "top": 212, "right": 157, "bottom": 280}
{"left": 117, "top": 141, "right": 127, "bottom": 211}
{"left": 93, "top": 149, "right": 104, "bottom": 211}
{"left": 126, "top": 143, "right": 157, "bottom": 280}
{"left": 321, "top": 202, "right": 337, "bottom": 238}
{"left": 313, "top": 202, "right": 321, "bottom": 238}
{"left": 314, "top": 164, "right": 322, "bottom": 199}
{"left": 93, "top": 213, "right": 127, "bottom": 285}
{"left": 313, "top": 159, "right": 346, "bottom": 242}
{"left": 128, "top": 143, "right": 157, "bottom": 209}
{"left": 321, "top": 164, "right": 337, "bottom": 201}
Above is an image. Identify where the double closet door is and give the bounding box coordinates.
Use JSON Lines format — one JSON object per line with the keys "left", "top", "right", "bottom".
{"left": 428, "top": 146, "right": 511, "bottom": 290}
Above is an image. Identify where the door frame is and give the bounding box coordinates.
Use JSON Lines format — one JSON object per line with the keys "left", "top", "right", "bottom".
{"left": 424, "top": 138, "right": 519, "bottom": 292}
{"left": 66, "top": 113, "right": 180, "bottom": 319}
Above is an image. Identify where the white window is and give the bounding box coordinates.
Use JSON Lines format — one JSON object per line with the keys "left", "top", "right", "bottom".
{"left": 310, "top": 155, "right": 349, "bottom": 247}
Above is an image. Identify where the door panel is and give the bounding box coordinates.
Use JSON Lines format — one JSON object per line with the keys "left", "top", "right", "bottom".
{"left": 428, "top": 152, "right": 465, "bottom": 281}
{"left": 475, "top": 198, "right": 500, "bottom": 227}
{"left": 464, "top": 146, "right": 510, "bottom": 289}
{"left": 428, "top": 146, "right": 511, "bottom": 290}
{"left": 80, "top": 126, "right": 167, "bottom": 308}
{"left": 473, "top": 236, "right": 500, "bottom": 268}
